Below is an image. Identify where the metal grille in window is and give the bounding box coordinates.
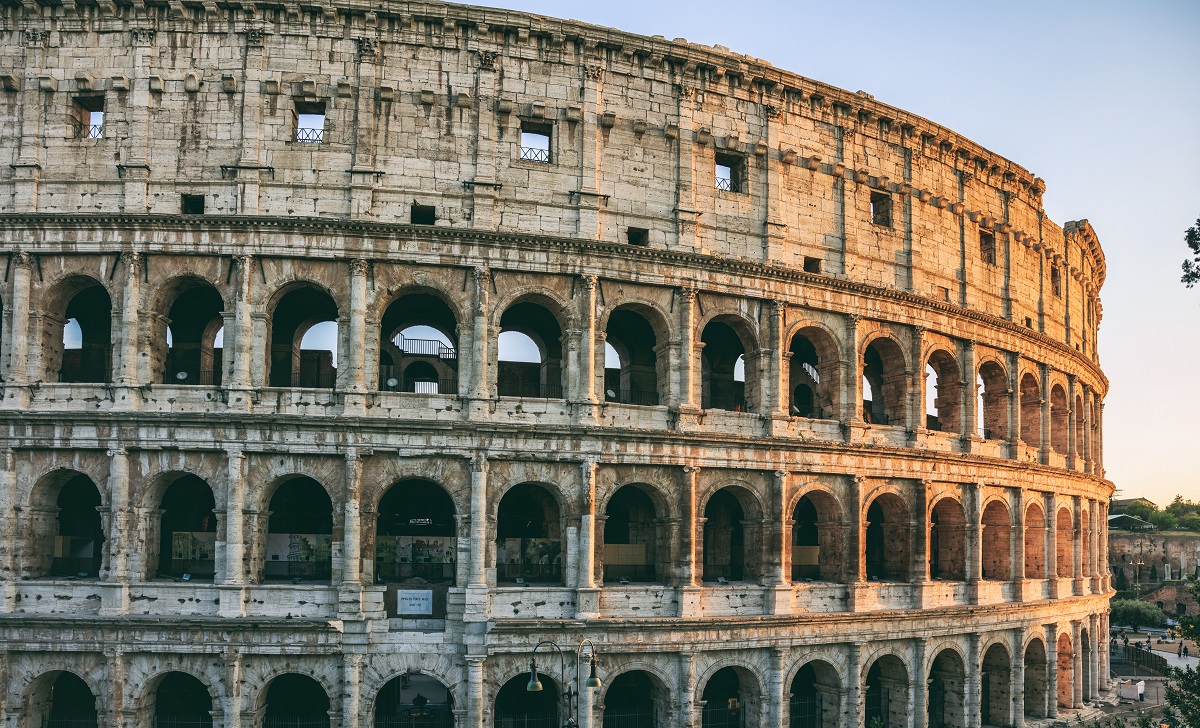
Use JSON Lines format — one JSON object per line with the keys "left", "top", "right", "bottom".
{"left": 715, "top": 175, "right": 732, "bottom": 191}
{"left": 75, "top": 123, "right": 103, "bottom": 139}
{"left": 520, "top": 145, "right": 550, "bottom": 163}
{"left": 295, "top": 127, "right": 324, "bottom": 143}
{"left": 788, "top": 693, "right": 822, "bottom": 728}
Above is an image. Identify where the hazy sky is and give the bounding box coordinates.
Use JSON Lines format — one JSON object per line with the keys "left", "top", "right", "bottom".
{"left": 461, "top": 0, "right": 1199, "bottom": 504}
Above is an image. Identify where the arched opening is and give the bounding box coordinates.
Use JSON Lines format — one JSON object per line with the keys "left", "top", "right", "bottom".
{"left": 701, "top": 667, "right": 760, "bottom": 728}
{"left": 862, "top": 338, "right": 906, "bottom": 426}
{"left": 263, "top": 674, "right": 330, "bottom": 728}
{"left": 160, "top": 282, "right": 225, "bottom": 385}
{"left": 603, "top": 670, "right": 667, "bottom": 728}
{"left": 981, "top": 501, "right": 1012, "bottom": 581}
{"left": 604, "top": 307, "right": 662, "bottom": 406}
{"left": 981, "top": 644, "right": 1012, "bottom": 727}
{"left": 788, "top": 328, "right": 839, "bottom": 419}
{"left": 1049, "top": 385, "right": 1068, "bottom": 453}
{"left": 264, "top": 477, "right": 333, "bottom": 582}
{"left": 788, "top": 661, "right": 840, "bottom": 728}
{"left": 929, "top": 498, "right": 967, "bottom": 581}
{"left": 496, "top": 483, "right": 562, "bottom": 584}
{"left": 1024, "top": 503, "right": 1047, "bottom": 579}
{"left": 790, "top": 492, "right": 843, "bottom": 583}
{"left": 1080, "top": 628, "right": 1092, "bottom": 701}
{"left": 1019, "top": 373, "right": 1041, "bottom": 447}
{"left": 156, "top": 475, "right": 217, "bottom": 580}
{"left": 703, "top": 488, "right": 761, "bottom": 583}
{"left": 29, "top": 672, "right": 98, "bottom": 728}
{"left": 268, "top": 285, "right": 339, "bottom": 388}
{"left": 978, "top": 361, "right": 1008, "bottom": 440}
{"left": 927, "top": 650, "right": 966, "bottom": 728}
{"left": 864, "top": 655, "right": 908, "bottom": 728}
{"left": 376, "top": 480, "right": 457, "bottom": 585}
{"left": 374, "top": 672, "right": 453, "bottom": 728}
{"left": 1055, "top": 633, "right": 1073, "bottom": 708}
{"left": 494, "top": 671, "right": 557, "bottom": 727}
{"left": 701, "top": 318, "right": 754, "bottom": 412}
{"left": 498, "top": 301, "right": 563, "bottom": 399}
{"left": 1055, "top": 508, "right": 1073, "bottom": 578}
{"left": 925, "top": 350, "right": 963, "bottom": 433}
{"left": 1074, "top": 394, "right": 1086, "bottom": 460}
{"left": 603, "top": 485, "right": 660, "bottom": 583}
{"left": 52, "top": 474, "right": 105, "bottom": 578}
{"left": 1023, "top": 638, "right": 1048, "bottom": 719}
{"left": 865, "top": 494, "right": 911, "bottom": 581}
{"left": 52, "top": 279, "right": 112, "bottom": 383}
{"left": 152, "top": 672, "right": 214, "bottom": 728}
{"left": 378, "top": 293, "right": 459, "bottom": 394}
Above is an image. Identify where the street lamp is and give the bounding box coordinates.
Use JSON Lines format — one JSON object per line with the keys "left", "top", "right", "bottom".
{"left": 527, "top": 639, "right": 603, "bottom": 728}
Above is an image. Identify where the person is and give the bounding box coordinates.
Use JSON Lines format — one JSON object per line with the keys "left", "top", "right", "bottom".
{"left": 1181, "top": 642, "right": 1185, "bottom": 657}
{"left": 1186, "top": 645, "right": 1191, "bottom": 659}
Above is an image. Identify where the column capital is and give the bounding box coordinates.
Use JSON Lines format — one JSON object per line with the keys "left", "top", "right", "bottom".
{"left": 12, "top": 250, "right": 34, "bottom": 269}
{"left": 348, "top": 258, "right": 369, "bottom": 277}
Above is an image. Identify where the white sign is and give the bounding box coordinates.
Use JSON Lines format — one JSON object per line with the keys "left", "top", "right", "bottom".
{"left": 396, "top": 590, "right": 434, "bottom": 615}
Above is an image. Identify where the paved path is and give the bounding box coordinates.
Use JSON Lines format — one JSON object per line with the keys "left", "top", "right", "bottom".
{"left": 1151, "top": 647, "right": 1200, "bottom": 669}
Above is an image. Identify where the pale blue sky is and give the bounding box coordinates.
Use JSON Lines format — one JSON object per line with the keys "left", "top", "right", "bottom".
{"left": 465, "top": 0, "right": 1200, "bottom": 504}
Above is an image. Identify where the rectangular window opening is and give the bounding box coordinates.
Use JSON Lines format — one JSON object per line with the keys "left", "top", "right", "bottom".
{"left": 714, "top": 152, "right": 745, "bottom": 193}
{"left": 411, "top": 203, "right": 436, "bottom": 226}
{"left": 1025, "top": 316, "right": 1033, "bottom": 328}
{"left": 294, "top": 99, "right": 327, "bottom": 143}
{"left": 979, "top": 231, "right": 996, "bottom": 265}
{"left": 803, "top": 257, "right": 822, "bottom": 274}
{"left": 870, "top": 191, "right": 892, "bottom": 227}
{"left": 626, "top": 227, "right": 649, "bottom": 246}
{"left": 71, "top": 96, "right": 105, "bottom": 139}
{"left": 519, "top": 121, "right": 552, "bottom": 163}
{"left": 1051, "top": 267, "right": 1062, "bottom": 297}
{"left": 181, "top": 194, "right": 205, "bottom": 215}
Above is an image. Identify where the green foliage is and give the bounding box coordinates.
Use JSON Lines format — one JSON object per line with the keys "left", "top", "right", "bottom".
{"left": 1114, "top": 495, "right": 1200, "bottom": 532}
{"left": 1166, "top": 580, "right": 1200, "bottom": 726}
{"left": 1111, "top": 598, "right": 1168, "bottom": 630}
{"left": 1123, "top": 501, "right": 1158, "bottom": 522}
{"left": 1152, "top": 511, "right": 1181, "bottom": 532}
{"left": 1184, "top": 216, "right": 1200, "bottom": 288}
{"left": 1114, "top": 568, "right": 1130, "bottom": 591}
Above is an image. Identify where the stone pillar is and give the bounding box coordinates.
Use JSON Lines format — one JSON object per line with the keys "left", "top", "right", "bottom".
{"left": 1012, "top": 488, "right": 1026, "bottom": 594}
{"left": 765, "top": 301, "right": 788, "bottom": 431}
{"left": 1066, "top": 374, "right": 1078, "bottom": 468}
{"left": 1044, "top": 625, "right": 1059, "bottom": 719}
{"left": 680, "top": 466, "right": 701, "bottom": 616}
{"left": 470, "top": 268, "right": 492, "bottom": 403}
{"left": 1099, "top": 611, "right": 1111, "bottom": 691}
{"left": 575, "top": 275, "right": 598, "bottom": 409}
{"left": 577, "top": 459, "right": 599, "bottom": 619}
{"left": 120, "top": 35, "right": 155, "bottom": 212}
{"left": 962, "top": 340, "right": 979, "bottom": 444}
{"left": 219, "top": 449, "right": 248, "bottom": 618}
{"left": 0, "top": 450, "right": 15, "bottom": 611}
{"left": 908, "top": 326, "right": 926, "bottom": 432}
{"left": 5, "top": 252, "right": 34, "bottom": 386}
{"left": 223, "top": 651, "right": 243, "bottom": 728}
{"left": 1071, "top": 620, "right": 1083, "bottom": 708}
{"left": 847, "top": 476, "right": 865, "bottom": 606}
{"left": 103, "top": 648, "right": 127, "bottom": 728}
{"left": 1006, "top": 351, "right": 1022, "bottom": 455}
{"left": 911, "top": 479, "right": 930, "bottom": 609}
{"left": 912, "top": 638, "right": 928, "bottom": 728}
{"left": 466, "top": 656, "right": 486, "bottom": 728}
{"left": 1039, "top": 364, "right": 1052, "bottom": 464}
{"left": 1099, "top": 502, "right": 1110, "bottom": 591}
{"left": 1088, "top": 613, "right": 1100, "bottom": 700}
{"left": 674, "top": 84, "right": 701, "bottom": 251}
{"left": 103, "top": 449, "right": 132, "bottom": 594}
{"left": 12, "top": 41, "right": 46, "bottom": 211}
{"left": 1045, "top": 492, "right": 1058, "bottom": 597}
{"left": 845, "top": 643, "right": 863, "bottom": 728}
{"left": 1072, "top": 496, "right": 1084, "bottom": 595}
{"left": 227, "top": 256, "right": 256, "bottom": 392}
{"left": 116, "top": 253, "right": 142, "bottom": 388}
{"left": 679, "top": 651, "right": 697, "bottom": 728}
{"left": 843, "top": 314, "right": 862, "bottom": 424}
{"left": 341, "top": 653, "right": 364, "bottom": 728}
{"left": 235, "top": 33, "right": 266, "bottom": 214}
{"left": 345, "top": 260, "right": 369, "bottom": 396}
{"left": 768, "top": 470, "right": 791, "bottom": 615}
{"left": 467, "top": 50, "right": 500, "bottom": 229}
{"left": 576, "top": 64, "right": 605, "bottom": 240}
{"left": 674, "top": 286, "right": 699, "bottom": 414}
{"left": 966, "top": 482, "right": 982, "bottom": 603}
{"left": 339, "top": 450, "right": 364, "bottom": 619}
{"left": 1011, "top": 627, "right": 1026, "bottom": 728}
{"left": 346, "top": 40, "right": 381, "bottom": 219}
{"left": 1089, "top": 500, "right": 1100, "bottom": 591}
{"left": 966, "top": 634, "right": 982, "bottom": 728}
{"left": 767, "top": 647, "right": 786, "bottom": 728}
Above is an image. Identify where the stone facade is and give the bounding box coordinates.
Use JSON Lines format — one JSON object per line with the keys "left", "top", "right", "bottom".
{"left": 0, "top": 1, "right": 1113, "bottom": 727}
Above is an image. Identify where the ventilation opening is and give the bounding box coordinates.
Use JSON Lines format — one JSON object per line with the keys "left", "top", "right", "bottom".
{"left": 293, "top": 99, "right": 326, "bottom": 143}
{"left": 979, "top": 231, "right": 996, "bottom": 265}
{"left": 803, "top": 257, "right": 821, "bottom": 274}
{"left": 181, "top": 194, "right": 205, "bottom": 215}
{"left": 714, "top": 152, "right": 745, "bottom": 193}
{"left": 71, "top": 96, "right": 105, "bottom": 139}
{"left": 870, "top": 191, "right": 892, "bottom": 227}
{"left": 1025, "top": 317, "right": 1033, "bottom": 328}
{"left": 626, "top": 227, "right": 649, "bottom": 246}
{"left": 1051, "top": 266, "right": 1062, "bottom": 297}
{"left": 519, "top": 120, "right": 552, "bottom": 163}
{"left": 410, "top": 203, "right": 436, "bottom": 226}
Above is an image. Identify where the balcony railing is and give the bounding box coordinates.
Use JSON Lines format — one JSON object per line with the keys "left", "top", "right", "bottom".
{"left": 605, "top": 388, "right": 660, "bottom": 406}
{"left": 604, "top": 710, "right": 657, "bottom": 728}
{"left": 379, "top": 377, "right": 459, "bottom": 395}
{"left": 496, "top": 562, "right": 562, "bottom": 584}
{"left": 155, "top": 716, "right": 214, "bottom": 728}
{"left": 59, "top": 367, "right": 109, "bottom": 384}
{"left": 702, "top": 393, "right": 749, "bottom": 412}
{"left": 519, "top": 146, "right": 550, "bottom": 163}
{"left": 44, "top": 716, "right": 98, "bottom": 728}
{"left": 700, "top": 705, "right": 744, "bottom": 728}
{"left": 165, "top": 558, "right": 216, "bottom": 579}
{"left": 263, "top": 560, "right": 332, "bottom": 582}
{"left": 395, "top": 336, "right": 457, "bottom": 360}
{"left": 497, "top": 382, "right": 563, "bottom": 399}
{"left": 162, "top": 369, "right": 218, "bottom": 386}
{"left": 74, "top": 124, "right": 104, "bottom": 139}
{"left": 263, "top": 718, "right": 329, "bottom": 728}
{"left": 494, "top": 713, "right": 557, "bottom": 728}
{"left": 376, "top": 561, "right": 455, "bottom": 584}
{"left": 50, "top": 556, "right": 102, "bottom": 578}
{"left": 295, "top": 127, "right": 324, "bottom": 143}
{"left": 374, "top": 708, "right": 454, "bottom": 728}
{"left": 715, "top": 176, "right": 733, "bottom": 191}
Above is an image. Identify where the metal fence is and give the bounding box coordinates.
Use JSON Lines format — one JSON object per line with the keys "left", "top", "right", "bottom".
{"left": 163, "top": 369, "right": 218, "bottom": 386}
{"left": 376, "top": 561, "right": 455, "bottom": 583}
{"left": 701, "top": 394, "right": 749, "bottom": 412}
{"left": 603, "top": 709, "right": 656, "bottom": 728}
{"left": 496, "top": 562, "right": 562, "bottom": 583}
{"left": 395, "top": 336, "right": 458, "bottom": 360}
{"left": 700, "top": 705, "right": 745, "bottom": 728}
{"left": 44, "top": 716, "right": 97, "bottom": 728}
{"left": 295, "top": 127, "right": 324, "bottom": 143}
{"left": 263, "top": 561, "right": 332, "bottom": 581}
{"left": 74, "top": 124, "right": 104, "bottom": 139}
{"left": 497, "top": 382, "right": 564, "bottom": 399}
{"left": 1111, "top": 643, "right": 1170, "bottom": 675}
{"left": 493, "top": 713, "right": 557, "bottom": 728}
{"left": 59, "top": 367, "right": 109, "bottom": 384}
{"left": 605, "top": 389, "right": 659, "bottom": 406}
{"left": 263, "top": 718, "right": 329, "bottom": 728}
{"left": 788, "top": 694, "right": 822, "bottom": 728}
{"left": 379, "top": 377, "right": 459, "bottom": 395}
{"left": 50, "top": 557, "right": 101, "bottom": 578}
{"left": 155, "top": 716, "right": 214, "bottom": 728}
{"left": 519, "top": 146, "right": 550, "bottom": 163}
{"left": 374, "top": 709, "right": 454, "bottom": 728}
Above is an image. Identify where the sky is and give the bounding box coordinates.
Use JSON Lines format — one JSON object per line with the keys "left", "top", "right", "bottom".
{"left": 459, "top": 0, "right": 1200, "bottom": 504}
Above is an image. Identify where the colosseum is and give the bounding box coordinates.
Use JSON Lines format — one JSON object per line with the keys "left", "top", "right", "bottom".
{"left": 0, "top": 0, "right": 1114, "bottom": 726}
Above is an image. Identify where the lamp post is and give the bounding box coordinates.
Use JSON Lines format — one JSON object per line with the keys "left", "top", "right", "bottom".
{"left": 527, "top": 639, "right": 602, "bottom": 728}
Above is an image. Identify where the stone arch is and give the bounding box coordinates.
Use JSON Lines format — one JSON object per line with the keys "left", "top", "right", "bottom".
{"left": 1056, "top": 506, "right": 1074, "bottom": 577}
{"left": 24, "top": 469, "right": 105, "bottom": 579}
{"left": 359, "top": 653, "right": 465, "bottom": 721}
{"left": 603, "top": 302, "right": 669, "bottom": 406}
{"left": 929, "top": 495, "right": 967, "bottom": 581}
{"left": 981, "top": 642, "right": 1013, "bottom": 727}
{"left": 789, "top": 487, "right": 844, "bottom": 583}
{"left": 253, "top": 672, "right": 332, "bottom": 725}
{"left": 377, "top": 288, "right": 462, "bottom": 395}
{"left": 494, "top": 668, "right": 559, "bottom": 727}
{"left": 374, "top": 478, "right": 458, "bottom": 586}
{"left": 496, "top": 291, "right": 570, "bottom": 399}
{"left": 981, "top": 498, "right": 1013, "bottom": 581}
{"left": 40, "top": 273, "right": 113, "bottom": 383}
{"left": 1080, "top": 626, "right": 1093, "bottom": 701}
{"left": 700, "top": 313, "right": 760, "bottom": 413}
{"left": 601, "top": 669, "right": 671, "bottom": 728}
{"left": 139, "top": 670, "right": 217, "bottom": 727}
{"left": 259, "top": 475, "right": 335, "bottom": 583}
{"left": 1024, "top": 501, "right": 1047, "bottom": 579}
{"left": 701, "top": 484, "right": 766, "bottom": 583}
{"left": 265, "top": 280, "right": 340, "bottom": 388}
{"left": 17, "top": 670, "right": 101, "bottom": 728}
{"left": 786, "top": 323, "right": 842, "bottom": 420}
{"left": 147, "top": 472, "right": 218, "bottom": 581}
{"left": 1023, "top": 636, "right": 1049, "bottom": 719}
{"left": 1055, "top": 631, "right": 1074, "bottom": 708}
{"left": 372, "top": 671, "right": 455, "bottom": 727}
{"left": 495, "top": 481, "right": 564, "bottom": 584}
{"left": 927, "top": 648, "right": 967, "bottom": 728}
{"left": 152, "top": 275, "right": 227, "bottom": 386}
{"left": 864, "top": 489, "right": 912, "bottom": 581}
{"left": 698, "top": 663, "right": 764, "bottom": 728}
{"left": 786, "top": 659, "right": 841, "bottom": 728}
{"left": 977, "top": 357, "right": 1010, "bottom": 440}
{"left": 602, "top": 483, "right": 665, "bottom": 584}
{"left": 925, "top": 347, "right": 963, "bottom": 434}
{"left": 862, "top": 651, "right": 910, "bottom": 728}
{"left": 1049, "top": 383, "right": 1069, "bottom": 453}
{"left": 1019, "top": 372, "right": 1042, "bottom": 447}
{"left": 861, "top": 334, "right": 908, "bottom": 426}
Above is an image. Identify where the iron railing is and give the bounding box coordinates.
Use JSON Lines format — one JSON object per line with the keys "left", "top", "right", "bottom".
{"left": 864, "top": 688, "right": 891, "bottom": 727}
{"left": 376, "top": 561, "right": 455, "bottom": 583}
{"left": 702, "top": 565, "right": 745, "bottom": 582}
{"left": 602, "top": 564, "right": 657, "bottom": 583}
{"left": 603, "top": 709, "right": 656, "bottom": 728}
{"left": 163, "top": 369, "right": 218, "bottom": 386}
{"left": 165, "top": 559, "right": 216, "bottom": 579}
{"left": 155, "top": 716, "right": 214, "bottom": 728}
{"left": 44, "top": 716, "right": 98, "bottom": 728}
{"left": 788, "top": 694, "right": 822, "bottom": 728}
{"left": 715, "top": 176, "right": 733, "bottom": 192}
{"left": 496, "top": 562, "right": 562, "bottom": 583}
{"left": 374, "top": 708, "right": 454, "bottom": 728}
{"left": 394, "top": 336, "right": 457, "bottom": 360}
{"left": 519, "top": 146, "right": 550, "bottom": 163}
{"left": 50, "top": 557, "right": 102, "bottom": 578}
{"left": 497, "top": 382, "right": 563, "bottom": 399}
{"left": 605, "top": 389, "right": 660, "bottom": 406}
{"left": 295, "top": 127, "right": 324, "bottom": 143}
{"left": 295, "top": 369, "right": 336, "bottom": 389}
{"left": 700, "top": 705, "right": 744, "bottom": 728}
{"left": 701, "top": 394, "right": 749, "bottom": 412}
{"left": 263, "top": 561, "right": 332, "bottom": 581}
{"left": 379, "top": 377, "right": 459, "bottom": 395}
{"left": 263, "top": 718, "right": 329, "bottom": 728}
{"left": 74, "top": 124, "right": 104, "bottom": 139}
{"left": 59, "top": 367, "right": 110, "bottom": 384}
{"left": 494, "top": 714, "right": 557, "bottom": 728}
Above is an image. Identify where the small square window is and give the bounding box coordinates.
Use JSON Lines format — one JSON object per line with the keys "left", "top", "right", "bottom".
{"left": 181, "top": 194, "right": 205, "bottom": 215}
{"left": 626, "top": 227, "right": 649, "bottom": 246}
{"left": 519, "top": 121, "right": 552, "bottom": 163}
{"left": 714, "top": 152, "right": 745, "bottom": 193}
{"left": 979, "top": 231, "right": 996, "bottom": 265}
{"left": 71, "top": 96, "right": 105, "bottom": 139}
{"left": 1025, "top": 316, "right": 1033, "bottom": 328}
{"left": 294, "top": 99, "right": 326, "bottom": 143}
{"left": 1051, "top": 266, "right": 1062, "bottom": 297}
{"left": 803, "top": 257, "right": 822, "bottom": 274}
{"left": 870, "top": 191, "right": 892, "bottom": 227}
{"left": 411, "top": 203, "right": 436, "bottom": 225}
{"left": 940, "top": 286, "right": 950, "bottom": 302}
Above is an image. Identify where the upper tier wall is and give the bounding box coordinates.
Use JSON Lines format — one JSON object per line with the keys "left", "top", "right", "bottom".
{"left": 0, "top": 0, "right": 1104, "bottom": 359}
